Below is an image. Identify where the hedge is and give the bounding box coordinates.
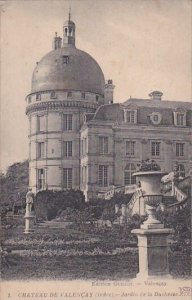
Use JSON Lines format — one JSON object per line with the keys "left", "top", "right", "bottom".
{"left": 34, "top": 190, "right": 85, "bottom": 221}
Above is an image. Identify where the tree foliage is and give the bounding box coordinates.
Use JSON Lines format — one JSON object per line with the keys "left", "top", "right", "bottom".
{"left": 0, "top": 160, "right": 29, "bottom": 208}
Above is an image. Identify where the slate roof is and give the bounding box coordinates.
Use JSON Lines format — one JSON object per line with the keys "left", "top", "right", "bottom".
{"left": 31, "top": 44, "right": 105, "bottom": 95}
{"left": 124, "top": 98, "right": 192, "bottom": 110}
{"left": 93, "top": 98, "right": 192, "bottom": 126}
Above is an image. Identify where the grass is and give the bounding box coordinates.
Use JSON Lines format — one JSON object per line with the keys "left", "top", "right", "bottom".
{"left": 1, "top": 222, "right": 191, "bottom": 281}
{"left": 2, "top": 253, "right": 138, "bottom": 280}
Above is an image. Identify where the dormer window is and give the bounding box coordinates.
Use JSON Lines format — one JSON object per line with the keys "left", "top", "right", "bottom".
{"left": 50, "top": 91, "right": 57, "bottom": 99}
{"left": 63, "top": 55, "right": 69, "bottom": 64}
{"left": 124, "top": 109, "right": 137, "bottom": 124}
{"left": 67, "top": 91, "right": 72, "bottom": 98}
{"left": 96, "top": 95, "right": 99, "bottom": 102}
{"left": 82, "top": 92, "right": 85, "bottom": 99}
{"left": 177, "top": 113, "right": 185, "bottom": 126}
{"left": 36, "top": 94, "right": 41, "bottom": 101}
{"left": 174, "top": 110, "right": 186, "bottom": 126}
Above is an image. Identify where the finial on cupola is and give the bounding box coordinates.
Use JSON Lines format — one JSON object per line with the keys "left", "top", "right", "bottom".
{"left": 69, "top": 6, "right": 71, "bottom": 21}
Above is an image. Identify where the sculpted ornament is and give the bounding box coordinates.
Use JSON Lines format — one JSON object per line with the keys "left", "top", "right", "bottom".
{"left": 150, "top": 112, "right": 162, "bottom": 125}
{"left": 25, "top": 189, "right": 34, "bottom": 213}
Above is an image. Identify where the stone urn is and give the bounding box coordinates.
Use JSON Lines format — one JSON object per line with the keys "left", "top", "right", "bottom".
{"left": 133, "top": 171, "right": 167, "bottom": 196}
{"left": 133, "top": 170, "right": 167, "bottom": 229}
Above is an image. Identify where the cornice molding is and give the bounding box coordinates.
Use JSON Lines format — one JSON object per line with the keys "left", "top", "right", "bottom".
{"left": 26, "top": 100, "right": 98, "bottom": 115}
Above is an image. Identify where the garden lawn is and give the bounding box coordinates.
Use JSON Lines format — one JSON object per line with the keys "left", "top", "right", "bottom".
{"left": 1, "top": 223, "right": 191, "bottom": 280}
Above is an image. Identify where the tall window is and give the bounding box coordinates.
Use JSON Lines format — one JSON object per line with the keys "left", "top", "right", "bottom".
{"left": 37, "top": 142, "right": 44, "bottom": 158}
{"left": 37, "top": 169, "right": 45, "bottom": 189}
{"left": 176, "top": 143, "right": 184, "bottom": 157}
{"left": 126, "top": 141, "right": 135, "bottom": 156}
{"left": 37, "top": 116, "right": 45, "bottom": 132}
{"left": 174, "top": 111, "right": 186, "bottom": 126}
{"left": 176, "top": 113, "right": 185, "bottom": 126}
{"left": 151, "top": 142, "right": 160, "bottom": 156}
{"left": 178, "top": 164, "right": 185, "bottom": 178}
{"left": 127, "top": 111, "right": 135, "bottom": 123}
{"left": 63, "top": 168, "right": 72, "bottom": 188}
{"left": 99, "top": 137, "right": 108, "bottom": 154}
{"left": 63, "top": 141, "right": 72, "bottom": 157}
{"left": 98, "top": 165, "right": 108, "bottom": 187}
{"left": 63, "top": 114, "right": 72, "bottom": 130}
{"left": 124, "top": 163, "right": 136, "bottom": 185}
{"left": 125, "top": 110, "right": 137, "bottom": 124}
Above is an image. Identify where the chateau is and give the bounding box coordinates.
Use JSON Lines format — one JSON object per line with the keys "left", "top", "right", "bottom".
{"left": 26, "top": 15, "right": 192, "bottom": 201}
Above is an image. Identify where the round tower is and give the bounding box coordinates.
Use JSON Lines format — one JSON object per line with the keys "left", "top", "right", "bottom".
{"left": 26, "top": 13, "right": 105, "bottom": 193}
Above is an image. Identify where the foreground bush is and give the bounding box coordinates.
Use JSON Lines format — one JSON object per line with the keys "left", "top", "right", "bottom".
{"left": 34, "top": 190, "right": 85, "bottom": 220}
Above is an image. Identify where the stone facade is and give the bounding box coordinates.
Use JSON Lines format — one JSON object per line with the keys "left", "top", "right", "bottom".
{"left": 81, "top": 97, "right": 192, "bottom": 201}
{"left": 26, "top": 16, "right": 192, "bottom": 201}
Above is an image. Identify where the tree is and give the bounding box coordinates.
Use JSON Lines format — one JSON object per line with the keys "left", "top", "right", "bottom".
{"left": 0, "top": 160, "right": 28, "bottom": 207}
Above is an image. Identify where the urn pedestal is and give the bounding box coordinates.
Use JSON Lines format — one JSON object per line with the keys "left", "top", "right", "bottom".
{"left": 132, "top": 228, "right": 173, "bottom": 279}
{"left": 24, "top": 211, "right": 36, "bottom": 234}
{"left": 131, "top": 170, "right": 173, "bottom": 279}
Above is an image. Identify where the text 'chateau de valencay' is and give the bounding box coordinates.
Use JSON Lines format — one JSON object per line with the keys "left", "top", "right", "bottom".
{"left": 26, "top": 13, "right": 192, "bottom": 201}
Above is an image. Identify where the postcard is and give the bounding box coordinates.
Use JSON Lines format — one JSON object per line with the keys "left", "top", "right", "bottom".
{"left": 1, "top": 1, "right": 191, "bottom": 300}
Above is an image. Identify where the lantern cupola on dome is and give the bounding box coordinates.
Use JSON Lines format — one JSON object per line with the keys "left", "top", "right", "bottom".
{"left": 63, "top": 8, "right": 76, "bottom": 46}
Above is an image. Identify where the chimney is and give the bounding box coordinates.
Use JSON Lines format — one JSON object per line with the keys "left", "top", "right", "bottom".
{"left": 53, "top": 32, "right": 62, "bottom": 50}
{"left": 104, "top": 79, "right": 115, "bottom": 104}
{"left": 149, "top": 91, "right": 163, "bottom": 101}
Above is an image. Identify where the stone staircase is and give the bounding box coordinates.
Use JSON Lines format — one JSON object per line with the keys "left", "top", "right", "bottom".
{"left": 98, "top": 184, "right": 136, "bottom": 200}
{"left": 121, "top": 178, "right": 190, "bottom": 217}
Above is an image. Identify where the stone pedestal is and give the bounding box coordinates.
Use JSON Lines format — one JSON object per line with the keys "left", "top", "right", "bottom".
{"left": 24, "top": 211, "right": 36, "bottom": 234}
{"left": 132, "top": 227, "right": 173, "bottom": 279}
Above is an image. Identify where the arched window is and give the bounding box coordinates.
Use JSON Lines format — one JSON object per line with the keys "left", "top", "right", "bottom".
{"left": 124, "top": 163, "right": 136, "bottom": 185}
{"left": 65, "top": 28, "right": 68, "bottom": 35}
{"left": 178, "top": 164, "right": 185, "bottom": 178}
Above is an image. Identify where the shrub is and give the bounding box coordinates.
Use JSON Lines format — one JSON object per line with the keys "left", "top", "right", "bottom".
{"left": 34, "top": 190, "right": 85, "bottom": 220}
{"left": 156, "top": 203, "right": 191, "bottom": 253}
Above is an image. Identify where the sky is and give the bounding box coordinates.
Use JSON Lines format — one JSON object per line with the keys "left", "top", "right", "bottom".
{"left": 1, "top": 0, "right": 192, "bottom": 173}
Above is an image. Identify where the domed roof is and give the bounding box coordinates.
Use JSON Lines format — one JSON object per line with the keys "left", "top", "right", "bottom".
{"left": 64, "top": 19, "right": 75, "bottom": 27}
{"left": 31, "top": 45, "right": 105, "bottom": 95}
